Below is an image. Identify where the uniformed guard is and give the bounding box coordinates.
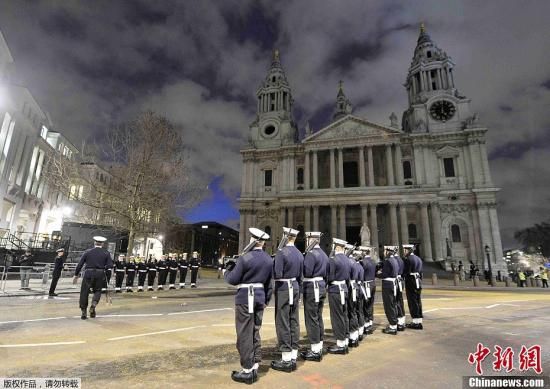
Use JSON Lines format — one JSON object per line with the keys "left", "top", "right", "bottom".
{"left": 73, "top": 236, "right": 113, "bottom": 320}
{"left": 224, "top": 227, "right": 273, "bottom": 385}
{"left": 136, "top": 257, "right": 148, "bottom": 292}
{"left": 403, "top": 244, "right": 424, "bottom": 329}
{"left": 48, "top": 248, "right": 65, "bottom": 297}
{"left": 113, "top": 254, "right": 126, "bottom": 293}
{"left": 147, "top": 258, "right": 157, "bottom": 291}
{"left": 300, "top": 231, "right": 328, "bottom": 362}
{"left": 359, "top": 246, "right": 376, "bottom": 334}
{"left": 377, "top": 246, "right": 399, "bottom": 335}
{"left": 125, "top": 256, "right": 136, "bottom": 292}
{"left": 168, "top": 254, "right": 178, "bottom": 289}
{"left": 178, "top": 253, "right": 189, "bottom": 288}
{"left": 190, "top": 251, "right": 200, "bottom": 288}
{"left": 327, "top": 238, "right": 352, "bottom": 354}
{"left": 352, "top": 250, "right": 366, "bottom": 342}
{"left": 271, "top": 227, "right": 303, "bottom": 372}
{"left": 157, "top": 255, "right": 168, "bottom": 290}
{"left": 394, "top": 249, "right": 406, "bottom": 331}
{"left": 345, "top": 244, "right": 360, "bottom": 348}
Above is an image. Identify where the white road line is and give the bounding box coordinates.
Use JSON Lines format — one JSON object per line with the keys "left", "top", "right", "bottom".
{"left": 211, "top": 324, "right": 234, "bottom": 327}
{"left": 0, "top": 316, "right": 67, "bottom": 325}
{"left": 0, "top": 341, "right": 85, "bottom": 348}
{"left": 485, "top": 304, "right": 500, "bottom": 309}
{"left": 423, "top": 309, "right": 439, "bottom": 313}
{"left": 167, "top": 308, "right": 233, "bottom": 316}
{"left": 99, "top": 314, "right": 164, "bottom": 318}
{"left": 108, "top": 325, "right": 207, "bottom": 341}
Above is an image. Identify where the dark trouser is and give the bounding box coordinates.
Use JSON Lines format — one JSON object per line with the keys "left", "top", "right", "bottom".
{"left": 138, "top": 271, "right": 147, "bottom": 287}
{"left": 347, "top": 289, "right": 359, "bottom": 334}
{"left": 126, "top": 271, "right": 135, "bottom": 287}
{"left": 328, "top": 292, "right": 348, "bottom": 341}
{"left": 303, "top": 288, "right": 326, "bottom": 344}
{"left": 363, "top": 283, "right": 376, "bottom": 323}
{"left": 543, "top": 279, "right": 549, "bottom": 288}
{"left": 20, "top": 268, "right": 32, "bottom": 288}
{"left": 147, "top": 270, "right": 157, "bottom": 286}
{"left": 405, "top": 277, "right": 423, "bottom": 319}
{"left": 235, "top": 304, "right": 264, "bottom": 370}
{"left": 275, "top": 288, "right": 300, "bottom": 352}
{"left": 169, "top": 269, "right": 177, "bottom": 285}
{"left": 79, "top": 269, "right": 104, "bottom": 310}
{"left": 179, "top": 267, "right": 187, "bottom": 284}
{"left": 396, "top": 290, "right": 405, "bottom": 318}
{"left": 49, "top": 269, "right": 62, "bottom": 295}
{"left": 519, "top": 280, "right": 526, "bottom": 287}
{"left": 382, "top": 282, "right": 398, "bottom": 326}
{"left": 115, "top": 271, "right": 125, "bottom": 289}
{"left": 159, "top": 270, "right": 168, "bottom": 286}
{"left": 357, "top": 295, "right": 365, "bottom": 328}
{"left": 190, "top": 267, "right": 199, "bottom": 285}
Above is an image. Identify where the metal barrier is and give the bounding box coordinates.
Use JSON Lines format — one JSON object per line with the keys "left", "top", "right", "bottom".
{"left": 35, "top": 262, "right": 79, "bottom": 290}
{"left": 0, "top": 265, "right": 7, "bottom": 294}
{"left": 0, "top": 265, "right": 50, "bottom": 293}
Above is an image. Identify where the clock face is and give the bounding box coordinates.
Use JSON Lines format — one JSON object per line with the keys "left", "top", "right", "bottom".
{"left": 429, "top": 100, "right": 456, "bottom": 122}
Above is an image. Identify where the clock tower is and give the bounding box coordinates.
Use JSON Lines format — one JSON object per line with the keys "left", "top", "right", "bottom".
{"left": 402, "top": 24, "right": 475, "bottom": 133}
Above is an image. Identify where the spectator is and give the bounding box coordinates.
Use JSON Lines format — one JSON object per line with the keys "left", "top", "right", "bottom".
{"left": 469, "top": 262, "right": 476, "bottom": 280}
{"left": 540, "top": 267, "right": 548, "bottom": 288}
{"left": 517, "top": 270, "right": 526, "bottom": 287}
{"left": 458, "top": 261, "right": 465, "bottom": 281}
{"left": 19, "top": 249, "right": 34, "bottom": 290}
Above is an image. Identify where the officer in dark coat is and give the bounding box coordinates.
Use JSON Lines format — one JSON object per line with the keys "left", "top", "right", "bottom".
{"left": 271, "top": 227, "right": 303, "bottom": 373}
{"left": 190, "top": 251, "right": 201, "bottom": 288}
{"left": 394, "top": 250, "right": 406, "bottom": 331}
{"left": 345, "top": 244, "right": 360, "bottom": 348}
{"left": 167, "top": 254, "right": 179, "bottom": 289}
{"left": 224, "top": 227, "right": 273, "bottom": 385}
{"left": 114, "top": 254, "right": 126, "bottom": 293}
{"left": 327, "top": 238, "right": 352, "bottom": 354}
{"left": 178, "top": 253, "right": 188, "bottom": 288}
{"left": 352, "top": 250, "right": 366, "bottom": 341}
{"left": 157, "top": 255, "right": 168, "bottom": 290}
{"left": 359, "top": 246, "right": 376, "bottom": 334}
{"left": 125, "top": 256, "right": 136, "bottom": 292}
{"left": 147, "top": 258, "right": 157, "bottom": 291}
{"left": 403, "top": 244, "right": 424, "bottom": 330}
{"left": 301, "top": 231, "right": 328, "bottom": 362}
{"left": 136, "top": 257, "right": 148, "bottom": 291}
{"left": 73, "top": 236, "right": 113, "bottom": 320}
{"left": 377, "top": 246, "right": 399, "bottom": 335}
{"left": 48, "top": 248, "right": 66, "bottom": 297}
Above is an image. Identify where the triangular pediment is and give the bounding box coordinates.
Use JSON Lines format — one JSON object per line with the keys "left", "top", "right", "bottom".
{"left": 303, "top": 115, "right": 402, "bottom": 142}
{"left": 435, "top": 145, "right": 460, "bottom": 157}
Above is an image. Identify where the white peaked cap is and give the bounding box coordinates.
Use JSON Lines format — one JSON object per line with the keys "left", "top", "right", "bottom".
{"left": 93, "top": 236, "right": 107, "bottom": 242}
{"left": 332, "top": 238, "right": 347, "bottom": 247}
{"left": 345, "top": 244, "right": 355, "bottom": 250}
{"left": 305, "top": 231, "right": 322, "bottom": 238}
{"left": 249, "top": 227, "right": 270, "bottom": 240}
{"left": 358, "top": 246, "right": 371, "bottom": 251}
{"left": 353, "top": 250, "right": 363, "bottom": 256}
{"left": 402, "top": 244, "right": 415, "bottom": 250}
{"left": 384, "top": 245, "right": 398, "bottom": 252}
{"left": 282, "top": 227, "right": 299, "bottom": 237}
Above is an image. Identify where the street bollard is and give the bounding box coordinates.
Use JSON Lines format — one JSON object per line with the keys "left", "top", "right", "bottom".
{"left": 490, "top": 275, "right": 497, "bottom": 287}
{"left": 505, "top": 277, "right": 511, "bottom": 287}
{"left": 529, "top": 278, "right": 536, "bottom": 287}
{"left": 453, "top": 273, "right": 460, "bottom": 286}
{"left": 42, "top": 264, "right": 50, "bottom": 285}
{"left": 473, "top": 275, "right": 480, "bottom": 287}
{"left": 431, "top": 273, "right": 438, "bottom": 286}
{"left": 536, "top": 279, "right": 542, "bottom": 288}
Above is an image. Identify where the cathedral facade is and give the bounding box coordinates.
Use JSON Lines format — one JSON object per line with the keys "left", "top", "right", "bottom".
{"left": 239, "top": 25, "right": 505, "bottom": 273}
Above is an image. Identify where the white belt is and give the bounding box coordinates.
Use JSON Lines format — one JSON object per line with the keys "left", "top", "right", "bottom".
{"left": 116, "top": 270, "right": 125, "bottom": 272}
{"left": 303, "top": 277, "right": 323, "bottom": 303}
{"left": 170, "top": 267, "right": 178, "bottom": 270}
{"left": 397, "top": 275, "right": 403, "bottom": 293}
{"left": 237, "top": 283, "right": 264, "bottom": 314}
{"left": 331, "top": 280, "right": 347, "bottom": 305}
{"left": 138, "top": 270, "right": 147, "bottom": 273}
{"left": 149, "top": 269, "right": 157, "bottom": 272}
{"left": 127, "top": 269, "right": 135, "bottom": 272}
{"left": 275, "top": 278, "right": 297, "bottom": 305}
{"left": 364, "top": 280, "right": 373, "bottom": 298}
{"left": 410, "top": 272, "right": 421, "bottom": 289}
{"left": 383, "top": 277, "right": 397, "bottom": 296}
{"left": 191, "top": 266, "right": 199, "bottom": 269}
{"left": 358, "top": 281, "right": 368, "bottom": 300}
{"left": 158, "top": 267, "right": 166, "bottom": 270}
{"left": 179, "top": 266, "right": 188, "bottom": 269}
{"left": 350, "top": 280, "right": 357, "bottom": 302}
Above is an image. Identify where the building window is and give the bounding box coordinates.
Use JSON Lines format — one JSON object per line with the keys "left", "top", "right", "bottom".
{"left": 296, "top": 168, "right": 304, "bottom": 185}
{"left": 427, "top": 51, "right": 432, "bottom": 58}
{"left": 264, "top": 226, "right": 271, "bottom": 237}
{"left": 264, "top": 170, "right": 272, "bottom": 187}
{"left": 451, "top": 224, "right": 462, "bottom": 243}
{"left": 270, "top": 93, "right": 276, "bottom": 111}
{"left": 40, "top": 125, "right": 48, "bottom": 139}
{"left": 403, "top": 160, "right": 412, "bottom": 179}
{"left": 408, "top": 223, "right": 418, "bottom": 239}
{"left": 443, "top": 158, "right": 455, "bottom": 177}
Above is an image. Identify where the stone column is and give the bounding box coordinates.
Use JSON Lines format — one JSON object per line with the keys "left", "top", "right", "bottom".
{"left": 399, "top": 204, "right": 409, "bottom": 246}
{"left": 431, "top": 203, "right": 443, "bottom": 261}
{"left": 330, "top": 149, "right": 336, "bottom": 188}
{"left": 468, "top": 140, "right": 483, "bottom": 186}
{"left": 395, "top": 144, "right": 404, "bottom": 186}
{"left": 288, "top": 207, "right": 294, "bottom": 227}
{"left": 339, "top": 205, "right": 346, "bottom": 240}
{"left": 361, "top": 205, "right": 368, "bottom": 228}
{"left": 331, "top": 205, "right": 337, "bottom": 239}
{"left": 241, "top": 161, "right": 248, "bottom": 195}
{"left": 338, "top": 148, "right": 344, "bottom": 188}
{"left": 358, "top": 146, "right": 366, "bottom": 187}
{"left": 304, "top": 206, "right": 311, "bottom": 232}
{"left": 280, "top": 207, "right": 286, "bottom": 227}
{"left": 420, "top": 203, "right": 433, "bottom": 262}
{"left": 239, "top": 211, "right": 246, "bottom": 252}
{"left": 385, "top": 144, "right": 394, "bottom": 186}
{"left": 312, "top": 150, "right": 319, "bottom": 189}
{"left": 479, "top": 142, "right": 492, "bottom": 185}
{"left": 369, "top": 204, "right": 379, "bottom": 256}
{"left": 304, "top": 151, "right": 310, "bottom": 190}
{"left": 489, "top": 205, "right": 504, "bottom": 271}
{"left": 313, "top": 206, "right": 320, "bottom": 230}
{"left": 367, "top": 146, "right": 375, "bottom": 186}
{"left": 389, "top": 203, "right": 399, "bottom": 245}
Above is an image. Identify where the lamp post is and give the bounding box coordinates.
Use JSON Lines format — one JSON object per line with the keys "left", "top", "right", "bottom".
{"left": 485, "top": 244, "right": 494, "bottom": 287}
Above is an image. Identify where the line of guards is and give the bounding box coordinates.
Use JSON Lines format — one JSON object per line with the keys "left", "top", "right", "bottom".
{"left": 110, "top": 252, "right": 202, "bottom": 292}
{"left": 223, "top": 227, "right": 424, "bottom": 385}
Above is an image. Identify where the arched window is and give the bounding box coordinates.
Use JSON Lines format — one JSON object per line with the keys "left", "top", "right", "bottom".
{"left": 451, "top": 224, "right": 461, "bottom": 242}
{"left": 297, "top": 168, "right": 304, "bottom": 185}
{"left": 264, "top": 226, "right": 272, "bottom": 237}
{"left": 403, "top": 160, "right": 412, "bottom": 179}
{"left": 408, "top": 223, "right": 417, "bottom": 239}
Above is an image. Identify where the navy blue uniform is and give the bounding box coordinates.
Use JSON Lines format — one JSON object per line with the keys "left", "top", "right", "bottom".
{"left": 394, "top": 255, "right": 406, "bottom": 322}
{"left": 273, "top": 245, "right": 303, "bottom": 354}
{"left": 404, "top": 253, "right": 423, "bottom": 320}
{"left": 114, "top": 260, "right": 125, "bottom": 291}
{"left": 354, "top": 261, "right": 366, "bottom": 332}
{"left": 157, "top": 259, "right": 168, "bottom": 289}
{"left": 125, "top": 261, "right": 136, "bottom": 290}
{"left": 49, "top": 254, "right": 65, "bottom": 295}
{"left": 377, "top": 256, "right": 399, "bottom": 326}
{"left": 347, "top": 257, "right": 360, "bottom": 337}
{"left": 224, "top": 248, "right": 273, "bottom": 370}
{"left": 168, "top": 258, "right": 178, "bottom": 288}
{"left": 74, "top": 247, "right": 113, "bottom": 310}
{"left": 360, "top": 256, "right": 377, "bottom": 327}
{"left": 137, "top": 261, "right": 148, "bottom": 290}
{"left": 302, "top": 247, "right": 328, "bottom": 345}
{"left": 327, "top": 253, "right": 351, "bottom": 342}
{"left": 190, "top": 257, "right": 200, "bottom": 287}
{"left": 147, "top": 261, "right": 157, "bottom": 290}
{"left": 178, "top": 258, "right": 188, "bottom": 287}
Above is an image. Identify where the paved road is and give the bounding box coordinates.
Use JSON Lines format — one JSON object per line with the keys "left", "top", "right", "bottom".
{"left": 1, "top": 286, "right": 549, "bottom": 388}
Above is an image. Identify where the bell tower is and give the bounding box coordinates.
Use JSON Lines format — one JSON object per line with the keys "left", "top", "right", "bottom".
{"left": 248, "top": 49, "right": 298, "bottom": 149}
{"left": 332, "top": 80, "right": 353, "bottom": 121}
{"left": 402, "top": 23, "right": 476, "bottom": 133}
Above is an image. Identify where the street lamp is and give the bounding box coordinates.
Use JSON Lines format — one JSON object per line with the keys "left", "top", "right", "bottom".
{"left": 485, "top": 244, "right": 494, "bottom": 286}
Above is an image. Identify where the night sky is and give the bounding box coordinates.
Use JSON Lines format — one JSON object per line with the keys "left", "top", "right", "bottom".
{"left": 1, "top": 1, "right": 549, "bottom": 247}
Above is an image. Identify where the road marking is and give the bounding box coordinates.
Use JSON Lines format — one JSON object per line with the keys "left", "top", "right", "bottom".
{"left": 423, "top": 309, "right": 439, "bottom": 313}
{"left": 99, "top": 314, "right": 164, "bottom": 318}
{"left": 504, "top": 332, "right": 520, "bottom": 336}
{"left": 167, "top": 308, "right": 233, "bottom": 315}
{"left": 108, "top": 325, "right": 207, "bottom": 341}
{"left": 0, "top": 316, "right": 67, "bottom": 325}
{"left": 0, "top": 341, "right": 85, "bottom": 348}
{"left": 211, "top": 324, "right": 234, "bottom": 327}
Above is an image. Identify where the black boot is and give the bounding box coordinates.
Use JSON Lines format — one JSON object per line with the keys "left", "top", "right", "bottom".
{"left": 231, "top": 369, "right": 257, "bottom": 384}
{"left": 270, "top": 360, "right": 293, "bottom": 373}
{"left": 358, "top": 334, "right": 364, "bottom": 341}
{"left": 397, "top": 324, "right": 405, "bottom": 332}
{"left": 300, "top": 350, "right": 322, "bottom": 362}
{"left": 349, "top": 339, "right": 359, "bottom": 348}
{"left": 81, "top": 309, "right": 87, "bottom": 320}
{"left": 405, "top": 322, "right": 424, "bottom": 330}
{"left": 327, "top": 345, "right": 347, "bottom": 355}
{"left": 365, "top": 326, "right": 374, "bottom": 335}
{"left": 291, "top": 359, "right": 297, "bottom": 371}
{"left": 382, "top": 326, "right": 397, "bottom": 335}
{"left": 89, "top": 305, "right": 96, "bottom": 318}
